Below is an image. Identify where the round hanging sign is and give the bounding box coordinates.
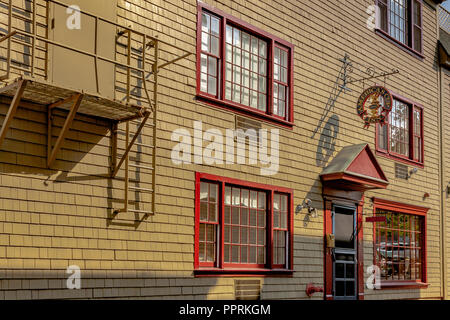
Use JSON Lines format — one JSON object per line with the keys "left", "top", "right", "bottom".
{"left": 356, "top": 86, "right": 393, "bottom": 128}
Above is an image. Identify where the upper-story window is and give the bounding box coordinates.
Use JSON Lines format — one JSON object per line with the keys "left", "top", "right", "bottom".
{"left": 197, "top": 4, "right": 294, "bottom": 126}
{"left": 376, "top": 0, "right": 423, "bottom": 55}
{"left": 376, "top": 92, "right": 424, "bottom": 167}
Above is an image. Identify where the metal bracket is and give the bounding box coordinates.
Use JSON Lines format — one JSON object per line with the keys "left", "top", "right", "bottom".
{"left": 47, "top": 93, "right": 84, "bottom": 168}
{"left": 0, "top": 79, "right": 27, "bottom": 149}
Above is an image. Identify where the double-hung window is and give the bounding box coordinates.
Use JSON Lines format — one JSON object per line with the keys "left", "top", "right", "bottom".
{"left": 376, "top": 93, "right": 424, "bottom": 166}
{"left": 195, "top": 173, "right": 293, "bottom": 274}
{"left": 372, "top": 198, "right": 428, "bottom": 287}
{"left": 376, "top": 0, "right": 423, "bottom": 55}
{"left": 197, "top": 4, "right": 294, "bottom": 126}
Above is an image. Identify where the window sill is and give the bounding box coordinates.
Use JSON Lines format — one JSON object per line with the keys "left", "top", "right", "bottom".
{"left": 194, "top": 267, "right": 294, "bottom": 277}
{"left": 375, "top": 29, "right": 424, "bottom": 60}
{"left": 376, "top": 150, "right": 424, "bottom": 168}
{"left": 196, "top": 93, "right": 294, "bottom": 129}
{"left": 379, "top": 281, "right": 429, "bottom": 290}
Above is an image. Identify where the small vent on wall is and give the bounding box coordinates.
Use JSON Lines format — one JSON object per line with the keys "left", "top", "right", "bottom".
{"left": 234, "top": 279, "right": 261, "bottom": 300}
{"left": 395, "top": 163, "right": 408, "bottom": 180}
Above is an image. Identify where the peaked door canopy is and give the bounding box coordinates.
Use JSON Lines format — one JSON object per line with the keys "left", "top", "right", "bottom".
{"left": 320, "top": 143, "right": 389, "bottom": 191}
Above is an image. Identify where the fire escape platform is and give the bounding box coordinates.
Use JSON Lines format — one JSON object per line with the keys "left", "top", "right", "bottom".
{"left": 0, "top": 76, "right": 146, "bottom": 121}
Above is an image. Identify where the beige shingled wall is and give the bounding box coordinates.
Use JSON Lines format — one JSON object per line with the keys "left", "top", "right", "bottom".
{"left": 0, "top": 0, "right": 446, "bottom": 299}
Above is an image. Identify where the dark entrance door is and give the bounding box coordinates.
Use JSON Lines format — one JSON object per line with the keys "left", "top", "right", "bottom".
{"left": 332, "top": 205, "right": 357, "bottom": 300}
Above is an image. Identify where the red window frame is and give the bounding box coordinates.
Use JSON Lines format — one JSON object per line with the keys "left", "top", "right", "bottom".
{"left": 375, "top": 0, "right": 424, "bottom": 59}
{"left": 375, "top": 91, "right": 424, "bottom": 167}
{"left": 194, "top": 172, "right": 294, "bottom": 276}
{"left": 372, "top": 198, "right": 428, "bottom": 289}
{"left": 196, "top": 3, "right": 294, "bottom": 128}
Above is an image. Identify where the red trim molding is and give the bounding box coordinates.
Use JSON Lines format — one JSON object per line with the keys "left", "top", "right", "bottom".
{"left": 375, "top": 29, "right": 424, "bottom": 60}
{"left": 371, "top": 197, "right": 429, "bottom": 216}
{"left": 323, "top": 194, "right": 365, "bottom": 300}
{"left": 379, "top": 281, "right": 429, "bottom": 290}
{"left": 194, "top": 268, "right": 294, "bottom": 277}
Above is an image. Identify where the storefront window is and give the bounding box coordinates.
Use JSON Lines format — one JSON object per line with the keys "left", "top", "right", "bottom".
{"left": 371, "top": 198, "right": 428, "bottom": 287}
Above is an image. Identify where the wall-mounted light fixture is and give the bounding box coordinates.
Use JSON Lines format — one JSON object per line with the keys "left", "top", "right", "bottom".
{"left": 446, "top": 183, "right": 450, "bottom": 197}
{"left": 296, "top": 198, "right": 318, "bottom": 218}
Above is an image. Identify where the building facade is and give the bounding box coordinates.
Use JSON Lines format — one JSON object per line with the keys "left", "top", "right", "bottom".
{"left": 0, "top": 0, "right": 449, "bottom": 300}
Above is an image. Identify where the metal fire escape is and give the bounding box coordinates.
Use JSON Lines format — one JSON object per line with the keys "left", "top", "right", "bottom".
{"left": 0, "top": 0, "right": 190, "bottom": 217}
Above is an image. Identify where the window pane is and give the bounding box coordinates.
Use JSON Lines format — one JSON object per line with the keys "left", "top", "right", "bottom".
{"left": 242, "top": 32, "right": 250, "bottom": 51}
{"left": 226, "top": 25, "right": 268, "bottom": 110}
{"left": 414, "top": 26, "right": 422, "bottom": 52}
{"left": 233, "top": 28, "right": 240, "bottom": 47}
{"left": 208, "top": 56, "right": 217, "bottom": 77}
{"left": 258, "top": 93, "right": 266, "bottom": 111}
{"left": 208, "top": 76, "right": 217, "bottom": 96}
{"left": 211, "top": 36, "right": 219, "bottom": 56}
{"left": 414, "top": 0, "right": 421, "bottom": 26}
{"left": 211, "top": 16, "right": 220, "bottom": 36}
{"left": 200, "top": 202, "right": 208, "bottom": 220}
{"left": 250, "top": 191, "right": 257, "bottom": 208}
{"left": 379, "top": 2, "right": 388, "bottom": 31}
{"left": 225, "top": 186, "right": 231, "bottom": 205}
{"left": 241, "top": 189, "right": 249, "bottom": 207}
{"left": 207, "top": 224, "right": 215, "bottom": 241}
{"left": 202, "top": 13, "right": 210, "bottom": 32}
{"left": 378, "top": 122, "right": 388, "bottom": 151}
{"left": 201, "top": 32, "right": 209, "bottom": 52}
{"left": 388, "top": 0, "right": 407, "bottom": 45}
{"left": 273, "top": 210, "right": 279, "bottom": 228}
{"left": 201, "top": 54, "right": 208, "bottom": 74}
{"left": 259, "top": 58, "right": 266, "bottom": 76}
{"left": 225, "top": 207, "right": 231, "bottom": 224}
{"left": 241, "top": 208, "right": 249, "bottom": 226}
{"left": 251, "top": 36, "right": 258, "bottom": 54}
{"left": 274, "top": 64, "right": 280, "bottom": 81}
{"left": 259, "top": 40, "right": 267, "bottom": 58}
{"left": 281, "top": 50, "right": 288, "bottom": 67}
{"left": 200, "top": 73, "right": 207, "bottom": 92}
{"left": 258, "top": 192, "right": 266, "bottom": 209}
{"left": 199, "top": 223, "right": 206, "bottom": 241}
{"left": 200, "top": 182, "right": 208, "bottom": 201}
{"left": 226, "top": 25, "right": 232, "bottom": 44}
{"left": 274, "top": 47, "right": 280, "bottom": 64}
